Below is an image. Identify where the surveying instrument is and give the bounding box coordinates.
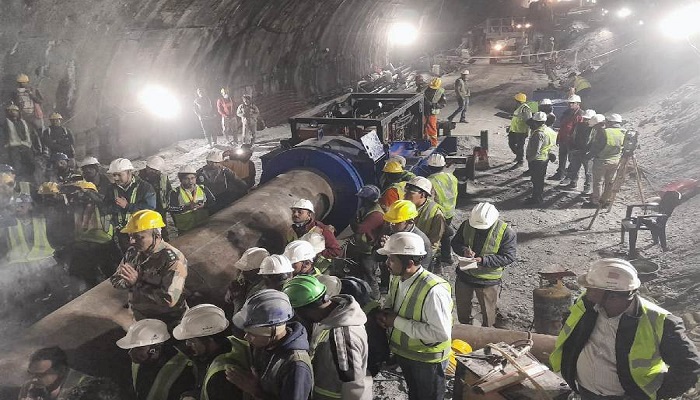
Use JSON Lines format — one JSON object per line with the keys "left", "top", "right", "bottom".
{"left": 587, "top": 130, "right": 647, "bottom": 230}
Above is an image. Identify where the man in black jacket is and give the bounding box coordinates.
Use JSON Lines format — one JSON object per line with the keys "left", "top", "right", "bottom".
{"left": 551, "top": 258, "right": 700, "bottom": 400}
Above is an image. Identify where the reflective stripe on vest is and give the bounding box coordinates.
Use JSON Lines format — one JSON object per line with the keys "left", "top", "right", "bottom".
{"left": 75, "top": 203, "right": 114, "bottom": 244}
{"left": 173, "top": 186, "right": 208, "bottom": 232}
{"left": 7, "top": 218, "right": 54, "bottom": 264}
{"left": 260, "top": 349, "right": 314, "bottom": 398}
{"left": 310, "top": 329, "right": 342, "bottom": 399}
{"left": 509, "top": 103, "right": 530, "bottom": 134}
{"left": 132, "top": 350, "right": 192, "bottom": 400}
{"left": 113, "top": 185, "right": 140, "bottom": 227}
{"left": 381, "top": 181, "right": 407, "bottom": 208}
{"left": 5, "top": 118, "right": 32, "bottom": 148}
{"left": 550, "top": 296, "right": 668, "bottom": 400}
{"left": 387, "top": 269, "right": 452, "bottom": 363}
{"left": 535, "top": 126, "right": 558, "bottom": 161}
{"left": 430, "top": 88, "right": 445, "bottom": 115}
{"left": 415, "top": 200, "right": 441, "bottom": 242}
{"left": 598, "top": 128, "right": 625, "bottom": 161}
{"left": 461, "top": 220, "right": 507, "bottom": 280}
{"left": 429, "top": 172, "right": 458, "bottom": 219}
{"left": 201, "top": 336, "right": 251, "bottom": 400}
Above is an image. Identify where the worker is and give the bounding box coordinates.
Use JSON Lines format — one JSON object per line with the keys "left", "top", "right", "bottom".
{"left": 2, "top": 103, "right": 41, "bottom": 182}
{"left": 508, "top": 93, "right": 532, "bottom": 167}
{"left": 451, "top": 202, "right": 517, "bottom": 327}
{"left": 561, "top": 108, "right": 596, "bottom": 194}
{"left": 426, "top": 153, "right": 458, "bottom": 265}
{"left": 35, "top": 181, "right": 73, "bottom": 253}
{"left": 116, "top": 319, "right": 195, "bottom": 400}
{"left": 0, "top": 164, "right": 17, "bottom": 229}
{"left": 447, "top": 70, "right": 470, "bottom": 123}
{"left": 45, "top": 152, "right": 75, "bottom": 184}
{"left": 284, "top": 239, "right": 321, "bottom": 276}
{"left": 41, "top": 113, "right": 75, "bottom": 164}
{"left": 378, "top": 160, "right": 413, "bottom": 210}
{"left": 525, "top": 111, "right": 558, "bottom": 205}
{"left": 4, "top": 194, "right": 55, "bottom": 265}
{"left": 236, "top": 94, "right": 260, "bottom": 146}
{"left": 548, "top": 94, "right": 583, "bottom": 181}
{"left": 347, "top": 184, "right": 384, "bottom": 298}
{"left": 550, "top": 258, "right": 700, "bottom": 400}
{"left": 217, "top": 87, "right": 236, "bottom": 144}
{"left": 375, "top": 232, "right": 452, "bottom": 400}
{"left": 109, "top": 210, "right": 188, "bottom": 326}
{"left": 225, "top": 247, "right": 269, "bottom": 313}
{"left": 287, "top": 198, "right": 342, "bottom": 260}
{"left": 404, "top": 176, "right": 445, "bottom": 271}
{"left": 79, "top": 156, "right": 110, "bottom": 194}
{"left": 283, "top": 275, "right": 373, "bottom": 400}
{"left": 583, "top": 113, "right": 622, "bottom": 208}
{"left": 379, "top": 155, "right": 415, "bottom": 189}
{"left": 538, "top": 98, "right": 556, "bottom": 127}
{"left": 11, "top": 73, "right": 45, "bottom": 132}
{"left": 105, "top": 158, "right": 157, "bottom": 252}
{"left": 258, "top": 254, "right": 294, "bottom": 291}
{"left": 569, "top": 71, "right": 591, "bottom": 102}
{"left": 17, "top": 346, "right": 91, "bottom": 400}
{"left": 193, "top": 88, "right": 216, "bottom": 147}
{"left": 221, "top": 144, "right": 255, "bottom": 188}
{"left": 227, "top": 289, "right": 313, "bottom": 400}
{"left": 197, "top": 150, "right": 248, "bottom": 214}
{"left": 423, "top": 78, "right": 446, "bottom": 147}
{"left": 168, "top": 165, "right": 215, "bottom": 233}
{"left": 414, "top": 74, "right": 427, "bottom": 93}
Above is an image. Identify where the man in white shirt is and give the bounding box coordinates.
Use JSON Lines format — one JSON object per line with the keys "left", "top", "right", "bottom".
{"left": 375, "top": 232, "right": 452, "bottom": 400}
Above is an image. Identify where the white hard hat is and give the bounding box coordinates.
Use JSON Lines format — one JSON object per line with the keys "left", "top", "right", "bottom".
{"left": 178, "top": 165, "right": 197, "bottom": 175}
{"left": 582, "top": 109, "right": 596, "bottom": 119}
{"left": 78, "top": 156, "right": 100, "bottom": 168}
{"left": 107, "top": 158, "right": 135, "bottom": 174}
{"left": 377, "top": 231, "right": 427, "bottom": 256}
{"left": 116, "top": 319, "right": 170, "bottom": 349}
{"left": 300, "top": 231, "right": 325, "bottom": 254}
{"left": 427, "top": 153, "right": 446, "bottom": 168}
{"left": 531, "top": 111, "right": 547, "bottom": 122}
{"left": 407, "top": 176, "right": 433, "bottom": 195}
{"left": 577, "top": 258, "right": 640, "bottom": 291}
{"left": 469, "top": 202, "right": 499, "bottom": 229}
{"left": 145, "top": 156, "right": 166, "bottom": 172}
{"left": 607, "top": 113, "right": 623, "bottom": 123}
{"left": 206, "top": 150, "right": 224, "bottom": 163}
{"left": 461, "top": 69, "right": 470, "bottom": 75}
{"left": 388, "top": 155, "right": 407, "bottom": 168}
{"left": 539, "top": 98, "right": 553, "bottom": 106}
{"left": 588, "top": 114, "right": 606, "bottom": 127}
{"left": 258, "top": 254, "right": 294, "bottom": 275}
{"left": 567, "top": 94, "right": 582, "bottom": 103}
{"left": 283, "top": 240, "right": 316, "bottom": 263}
{"left": 172, "top": 304, "right": 229, "bottom": 340}
{"left": 235, "top": 247, "right": 270, "bottom": 271}
{"left": 291, "top": 199, "right": 314, "bottom": 213}
{"left": 316, "top": 275, "right": 342, "bottom": 297}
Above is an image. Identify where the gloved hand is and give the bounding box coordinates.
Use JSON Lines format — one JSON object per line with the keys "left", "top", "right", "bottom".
{"left": 548, "top": 152, "right": 557, "bottom": 163}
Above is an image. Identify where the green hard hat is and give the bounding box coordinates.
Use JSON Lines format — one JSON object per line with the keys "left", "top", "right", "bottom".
{"left": 283, "top": 275, "right": 327, "bottom": 308}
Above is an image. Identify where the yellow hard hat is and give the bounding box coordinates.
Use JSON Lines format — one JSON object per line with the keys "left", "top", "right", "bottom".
{"left": 383, "top": 200, "right": 418, "bottom": 223}
{"left": 382, "top": 160, "right": 404, "bottom": 173}
{"left": 6, "top": 103, "right": 20, "bottom": 112}
{"left": 73, "top": 180, "right": 97, "bottom": 191}
{"left": 121, "top": 210, "right": 166, "bottom": 234}
{"left": 49, "top": 112, "right": 63, "bottom": 120}
{"left": 16, "top": 74, "right": 30, "bottom": 83}
{"left": 38, "top": 182, "right": 60, "bottom": 195}
{"left": 514, "top": 92, "right": 527, "bottom": 102}
{"left": 429, "top": 78, "right": 442, "bottom": 89}
{"left": 447, "top": 339, "right": 473, "bottom": 376}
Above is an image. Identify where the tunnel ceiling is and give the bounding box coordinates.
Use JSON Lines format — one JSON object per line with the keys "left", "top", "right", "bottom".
{"left": 0, "top": 0, "right": 471, "bottom": 158}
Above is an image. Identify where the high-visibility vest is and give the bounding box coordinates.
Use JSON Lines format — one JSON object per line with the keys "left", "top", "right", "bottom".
{"left": 113, "top": 185, "right": 140, "bottom": 228}
{"left": 381, "top": 181, "right": 407, "bottom": 208}
{"left": 285, "top": 225, "right": 332, "bottom": 274}
{"left": 259, "top": 346, "right": 313, "bottom": 398}
{"left": 386, "top": 269, "right": 452, "bottom": 363}
{"left": 6, "top": 217, "right": 54, "bottom": 264}
{"left": 430, "top": 88, "right": 445, "bottom": 115}
{"left": 534, "top": 126, "right": 557, "bottom": 161}
{"left": 574, "top": 76, "right": 591, "bottom": 92}
{"left": 74, "top": 203, "right": 114, "bottom": 244}
{"left": 309, "top": 329, "right": 342, "bottom": 399}
{"left": 550, "top": 296, "right": 668, "bottom": 400}
{"left": 157, "top": 174, "right": 170, "bottom": 210}
{"left": 5, "top": 118, "right": 33, "bottom": 148}
{"left": 597, "top": 128, "right": 625, "bottom": 162}
{"left": 201, "top": 336, "right": 252, "bottom": 400}
{"left": 509, "top": 103, "right": 531, "bottom": 134}
{"left": 415, "top": 199, "right": 442, "bottom": 240}
{"left": 172, "top": 186, "right": 209, "bottom": 232}
{"left": 461, "top": 220, "right": 508, "bottom": 280}
{"left": 131, "top": 349, "right": 193, "bottom": 400}
{"left": 428, "top": 172, "right": 458, "bottom": 219}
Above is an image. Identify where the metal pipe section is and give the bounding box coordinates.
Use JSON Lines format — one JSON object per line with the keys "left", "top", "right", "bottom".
{"left": 452, "top": 324, "right": 557, "bottom": 364}
{"left": 0, "top": 169, "right": 334, "bottom": 393}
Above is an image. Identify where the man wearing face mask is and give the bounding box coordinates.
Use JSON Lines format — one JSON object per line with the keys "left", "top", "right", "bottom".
{"left": 286, "top": 198, "right": 342, "bottom": 261}
{"left": 109, "top": 210, "right": 187, "bottom": 326}
{"left": 168, "top": 165, "right": 215, "bottom": 234}
{"left": 116, "top": 319, "right": 195, "bottom": 400}
{"left": 17, "top": 346, "right": 91, "bottom": 400}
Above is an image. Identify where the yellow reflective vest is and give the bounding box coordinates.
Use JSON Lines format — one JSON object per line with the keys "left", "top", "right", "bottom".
{"left": 533, "top": 126, "right": 557, "bottom": 161}
{"left": 172, "top": 186, "right": 209, "bottom": 232}
{"left": 509, "top": 103, "right": 531, "bottom": 134}
{"left": 598, "top": 128, "right": 625, "bottom": 162}
{"left": 6, "top": 217, "right": 55, "bottom": 264}
{"left": 201, "top": 336, "right": 252, "bottom": 400}
{"left": 460, "top": 220, "right": 508, "bottom": 280}
{"left": 131, "top": 349, "right": 192, "bottom": 400}
{"left": 428, "top": 171, "right": 458, "bottom": 219}
{"left": 574, "top": 76, "right": 592, "bottom": 92}
{"left": 74, "top": 203, "right": 113, "bottom": 244}
{"left": 550, "top": 296, "right": 668, "bottom": 400}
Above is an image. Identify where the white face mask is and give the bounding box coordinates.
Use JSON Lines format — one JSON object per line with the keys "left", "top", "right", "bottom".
{"left": 17, "top": 88, "right": 26, "bottom": 93}
{"left": 223, "top": 94, "right": 229, "bottom": 99}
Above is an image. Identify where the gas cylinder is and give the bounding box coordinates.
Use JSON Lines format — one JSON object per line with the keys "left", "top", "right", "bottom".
{"left": 533, "top": 278, "right": 572, "bottom": 336}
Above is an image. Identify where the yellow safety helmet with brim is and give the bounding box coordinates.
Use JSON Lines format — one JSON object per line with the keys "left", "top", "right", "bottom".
{"left": 514, "top": 93, "right": 527, "bottom": 103}
{"left": 429, "top": 77, "right": 442, "bottom": 89}
{"left": 383, "top": 160, "right": 404, "bottom": 173}
{"left": 383, "top": 200, "right": 418, "bottom": 223}
{"left": 121, "top": 210, "right": 166, "bottom": 234}
{"left": 72, "top": 180, "right": 98, "bottom": 192}
{"left": 16, "top": 74, "right": 30, "bottom": 83}
{"left": 49, "top": 112, "right": 63, "bottom": 120}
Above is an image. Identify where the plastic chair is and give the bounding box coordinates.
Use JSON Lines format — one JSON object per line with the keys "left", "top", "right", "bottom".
{"left": 621, "top": 191, "right": 681, "bottom": 256}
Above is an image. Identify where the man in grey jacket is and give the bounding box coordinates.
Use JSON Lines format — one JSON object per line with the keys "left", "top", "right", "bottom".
{"left": 284, "top": 275, "right": 372, "bottom": 400}
{"left": 447, "top": 70, "right": 470, "bottom": 123}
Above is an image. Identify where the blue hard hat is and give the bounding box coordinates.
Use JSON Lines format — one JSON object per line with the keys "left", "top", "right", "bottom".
{"left": 51, "top": 152, "right": 69, "bottom": 162}
{"left": 231, "top": 289, "right": 293, "bottom": 329}
{"left": 355, "top": 185, "right": 380, "bottom": 201}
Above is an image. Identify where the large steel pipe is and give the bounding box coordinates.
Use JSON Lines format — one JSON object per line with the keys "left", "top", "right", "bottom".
{"left": 0, "top": 169, "right": 334, "bottom": 394}
{"left": 452, "top": 324, "right": 557, "bottom": 363}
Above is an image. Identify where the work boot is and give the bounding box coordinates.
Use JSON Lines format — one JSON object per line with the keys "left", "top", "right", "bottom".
{"left": 547, "top": 172, "right": 563, "bottom": 180}
{"left": 559, "top": 178, "right": 572, "bottom": 187}
{"left": 459, "top": 119, "right": 467, "bottom": 123}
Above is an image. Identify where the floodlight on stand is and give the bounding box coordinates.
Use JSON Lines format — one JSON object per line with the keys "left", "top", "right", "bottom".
{"left": 388, "top": 22, "right": 418, "bottom": 45}
{"left": 138, "top": 85, "right": 181, "bottom": 119}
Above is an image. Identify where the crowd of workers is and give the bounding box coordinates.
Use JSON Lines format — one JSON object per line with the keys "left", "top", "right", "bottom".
{"left": 4, "top": 66, "right": 700, "bottom": 400}
{"left": 194, "top": 88, "right": 261, "bottom": 148}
